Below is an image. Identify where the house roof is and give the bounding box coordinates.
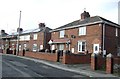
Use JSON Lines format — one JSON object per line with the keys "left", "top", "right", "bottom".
{"left": 51, "top": 16, "right": 120, "bottom": 32}
{"left": 9, "top": 27, "right": 52, "bottom": 36}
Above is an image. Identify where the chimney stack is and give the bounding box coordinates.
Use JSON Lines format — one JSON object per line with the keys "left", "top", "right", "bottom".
{"left": 1, "top": 30, "right": 5, "bottom": 34}
{"left": 39, "top": 23, "right": 45, "bottom": 28}
{"left": 17, "top": 28, "right": 23, "bottom": 33}
{"left": 81, "top": 11, "right": 90, "bottom": 19}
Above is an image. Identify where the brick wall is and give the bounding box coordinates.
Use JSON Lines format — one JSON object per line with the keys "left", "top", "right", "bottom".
{"left": 51, "top": 24, "right": 102, "bottom": 54}
{"left": 114, "top": 56, "right": 120, "bottom": 64}
{"left": 105, "top": 25, "right": 119, "bottom": 55}
{"left": 62, "top": 53, "right": 91, "bottom": 64}
{"left": 18, "top": 51, "right": 58, "bottom": 62}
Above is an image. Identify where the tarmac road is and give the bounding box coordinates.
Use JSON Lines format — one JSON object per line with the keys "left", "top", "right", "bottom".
{"left": 2, "top": 54, "right": 87, "bottom": 78}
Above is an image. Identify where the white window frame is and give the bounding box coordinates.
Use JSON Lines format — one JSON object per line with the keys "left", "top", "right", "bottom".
{"left": 79, "top": 27, "right": 86, "bottom": 36}
{"left": 59, "top": 44, "right": 64, "bottom": 50}
{"left": 19, "top": 44, "right": 22, "bottom": 51}
{"left": 51, "top": 45, "right": 55, "bottom": 50}
{"left": 116, "top": 28, "right": 118, "bottom": 37}
{"left": 23, "top": 43, "right": 27, "bottom": 50}
{"left": 78, "top": 41, "right": 86, "bottom": 52}
{"left": 60, "top": 30, "right": 65, "bottom": 38}
{"left": 33, "top": 44, "right": 37, "bottom": 52}
{"left": 40, "top": 45, "right": 43, "bottom": 50}
{"left": 33, "top": 34, "right": 37, "bottom": 40}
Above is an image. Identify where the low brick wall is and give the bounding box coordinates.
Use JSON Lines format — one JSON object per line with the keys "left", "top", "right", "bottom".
{"left": 62, "top": 53, "right": 91, "bottom": 64}
{"left": 114, "top": 56, "right": 120, "bottom": 64}
{"left": 18, "top": 51, "right": 58, "bottom": 62}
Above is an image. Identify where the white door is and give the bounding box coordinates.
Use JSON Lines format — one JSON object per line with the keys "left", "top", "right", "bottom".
{"left": 93, "top": 44, "right": 99, "bottom": 54}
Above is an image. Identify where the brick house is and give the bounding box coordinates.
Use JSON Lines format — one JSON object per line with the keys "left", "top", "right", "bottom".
{"left": 1, "top": 23, "right": 52, "bottom": 53}
{"left": 49, "top": 11, "right": 120, "bottom": 56}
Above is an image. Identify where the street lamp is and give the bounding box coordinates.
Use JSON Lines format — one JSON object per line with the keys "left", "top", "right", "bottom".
{"left": 17, "top": 11, "right": 22, "bottom": 55}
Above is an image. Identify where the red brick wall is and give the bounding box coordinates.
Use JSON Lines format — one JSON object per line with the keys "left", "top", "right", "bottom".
{"left": 62, "top": 53, "right": 91, "bottom": 64}
{"left": 18, "top": 51, "right": 58, "bottom": 62}
{"left": 51, "top": 24, "right": 102, "bottom": 54}
{"left": 104, "top": 25, "right": 118, "bottom": 55}
{"left": 114, "top": 56, "right": 120, "bottom": 64}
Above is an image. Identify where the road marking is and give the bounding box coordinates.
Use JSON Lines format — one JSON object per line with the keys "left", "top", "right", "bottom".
{"left": 9, "top": 61, "right": 27, "bottom": 67}
{"left": 42, "top": 65, "right": 50, "bottom": 69}
{"left": 3, "top": 61, "right": 32, "bottom": 77}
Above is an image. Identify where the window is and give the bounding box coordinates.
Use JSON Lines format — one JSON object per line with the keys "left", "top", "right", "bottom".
{"left": 60, "top": 30, "right": 65, "bottom": 38}
{"left": 58, "top": 44, "right": 64, "bottom": 50}
{"left": 40, "top": 45, "right": 43, "bottom": 50}
{"left": 20, "top": 36, "right": 24, "bottom": 41}
{"left": 20, "top": 35, "right": 30, "bottom": 41}
{"left": 79, "top": 27, "right": 86, "bottom": 36}
{"left": 78, "top": 41, "right": 86, "bottom": 52}
{"left": 23, "top": 44, "right": 27, "bottom": 50}
{"left": 116, "top": 28, "right": 118, "bottom": 37}
{"left": 33, "top": 34, "right": 37, "bottom": 40}
{"left": 19, "top": 44, "right": 22, "bottom": 51}
{"left": 51, "top": 45, "right": 55, "bottom": 50}
{"left": 33, "top": 44, "right": 37, "bottom": 52}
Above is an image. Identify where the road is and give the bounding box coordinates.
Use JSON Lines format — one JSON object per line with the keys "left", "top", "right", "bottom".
{"left": 1, "top": 54, "right": 87, "bottom": 78}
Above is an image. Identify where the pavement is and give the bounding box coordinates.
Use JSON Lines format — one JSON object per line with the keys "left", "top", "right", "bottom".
{"left": 1, "top": 54, "right": 120, "bottom": 78}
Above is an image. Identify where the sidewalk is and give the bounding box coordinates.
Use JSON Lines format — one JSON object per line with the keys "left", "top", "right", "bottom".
{"left": 2, "top": 54, "right": 119, "bottom": 77}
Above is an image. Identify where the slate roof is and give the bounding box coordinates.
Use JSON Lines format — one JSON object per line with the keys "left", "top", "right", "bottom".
{"left": 51, "top": 16, "right": 120, "bottom": 32}
{"left": 9, "top": 27, "right": 52, "bottom": 36}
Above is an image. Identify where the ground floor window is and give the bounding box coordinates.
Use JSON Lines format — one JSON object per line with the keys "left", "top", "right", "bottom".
{"left": 51, "top": 45, "right": 55, "bottom": 50}
{"left": 40, "top": 45, "right": 43, "bottom": 50}
{"left": 23, "top": 44, "right": 27, "bottom": 50}
{"left": 33, "top": 44, "right": 37, "bottom": 52}
{"left": 19, "top": 44, "right": 22, "bottom": 51}
{"left": 78, "top": 41, "right": 86, "bottom": 52}
{"left": 58, "top": 44, "right": 64, "bottom": 50}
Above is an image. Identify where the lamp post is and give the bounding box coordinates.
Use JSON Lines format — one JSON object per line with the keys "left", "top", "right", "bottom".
{"left": 17, "top": 11, "right": 22, "bottom": 55}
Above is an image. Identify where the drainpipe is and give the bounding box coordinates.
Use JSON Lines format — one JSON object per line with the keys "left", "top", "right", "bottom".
{"left": 102, "top": 23, "right": 105, "bottom": 57}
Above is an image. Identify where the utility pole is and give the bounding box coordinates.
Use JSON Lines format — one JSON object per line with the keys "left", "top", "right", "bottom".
{"left": 17, "top": 11, "right": 21, "bottom": 55}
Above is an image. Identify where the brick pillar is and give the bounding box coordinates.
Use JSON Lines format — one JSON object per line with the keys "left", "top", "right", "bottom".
{"left": 91, "top": 53, "right": 97, "bottom": 70}
{"left": 55, "top": 50, "right": 59, "bottom": 62}
{"left": 106, "top": 53, "right": 113, "bottom": 74}
{"left": 62, "top": 50, "right": 66, "bottom": 64}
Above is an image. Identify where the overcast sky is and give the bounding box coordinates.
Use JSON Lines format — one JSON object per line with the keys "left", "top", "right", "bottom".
{"left": 0, "top": 0, "right": 119, "bottom": 34}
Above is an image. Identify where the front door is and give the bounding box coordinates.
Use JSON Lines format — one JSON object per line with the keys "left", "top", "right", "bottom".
{"left": 93, "top": 44, "right": 99, "bottom": 54}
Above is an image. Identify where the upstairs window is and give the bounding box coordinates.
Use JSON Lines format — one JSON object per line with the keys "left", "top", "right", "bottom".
{"left": 79, "top": 27, "right": 86, "bottom": 36}
{"left": 60, "top": 30, "right": 65, "bottom": 38}
{"left": 33, "top": 34, "right": 37, "bottom": 40}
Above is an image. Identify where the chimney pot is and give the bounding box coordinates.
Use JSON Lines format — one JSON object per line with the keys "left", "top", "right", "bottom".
{"left": 81, "top": 11, "right": 90, "bottom": 19}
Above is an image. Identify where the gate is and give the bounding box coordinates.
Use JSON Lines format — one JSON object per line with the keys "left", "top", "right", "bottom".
{"left": 57, "top": 50, "right": 63, "bottom": 62}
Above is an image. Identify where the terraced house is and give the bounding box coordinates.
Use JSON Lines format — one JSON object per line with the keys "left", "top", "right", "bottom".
{"left": 49, "top": 11, "right": 120, "bottom": 56}
{"left": 0, "top": 23, "right": 51, "bottom": 53}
